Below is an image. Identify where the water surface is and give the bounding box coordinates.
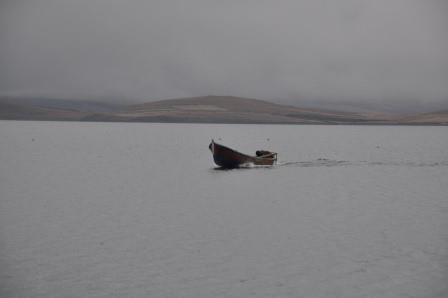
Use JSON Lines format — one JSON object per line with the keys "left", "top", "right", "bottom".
{"left": 1, "top": 121, "right": 447, "bottom": 297}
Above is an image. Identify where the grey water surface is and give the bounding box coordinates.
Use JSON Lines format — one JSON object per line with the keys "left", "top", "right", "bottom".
{"left": 1, "top": 121, "right": 447, "bottom": 298}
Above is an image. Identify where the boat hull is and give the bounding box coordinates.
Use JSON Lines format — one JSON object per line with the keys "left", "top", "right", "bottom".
{"left": 209, "top": 141, "right": 276, "bottom": 168}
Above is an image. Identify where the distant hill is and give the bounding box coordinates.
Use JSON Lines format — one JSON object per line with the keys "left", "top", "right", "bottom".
{"left": 0, "top": 100, "right": 88, "bottom": 121}
{"left": 397, "top": 110, "right": 448, "bottom": 125}
{"left": 0, "top": 97, "right": 123, "bottom": 113}
{"left": 121, "top": 96, "right": 378, "bottom": 124}
{"left": 1, "top": 95, "right": 447, "bottom": 125}
{"left": 283, "top": 98, "right": 448, "bottom": 114}
{"left": 0, "top": 97, "right": 124, "bottom": 121}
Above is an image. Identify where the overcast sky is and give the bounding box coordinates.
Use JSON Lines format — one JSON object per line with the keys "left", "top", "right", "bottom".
{"left": 1, "top": 0, "right": 447, "bottom": 107}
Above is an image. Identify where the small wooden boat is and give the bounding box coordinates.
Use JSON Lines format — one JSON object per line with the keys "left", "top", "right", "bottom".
{"left": 209, "top": 140, "right": 277, "bottom": 168}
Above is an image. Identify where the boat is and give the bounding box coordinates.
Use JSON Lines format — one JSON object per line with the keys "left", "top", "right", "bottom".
{"left": 209, "top": 140, "right": 277, "bottom": 168}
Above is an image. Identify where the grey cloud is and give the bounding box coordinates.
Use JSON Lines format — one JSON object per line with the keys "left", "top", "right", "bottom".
{"left": 1, "top": 0, "right": 447, "bottom": 108}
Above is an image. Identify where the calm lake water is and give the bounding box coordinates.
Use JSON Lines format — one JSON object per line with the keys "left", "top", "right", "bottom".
{"left": 1, "top": 121, "right": 447, "bottom": 298}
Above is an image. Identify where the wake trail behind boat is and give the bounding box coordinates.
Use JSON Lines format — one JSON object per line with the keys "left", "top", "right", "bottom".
{"left": 278, "top": 159, "right": 448, "bottom": 168}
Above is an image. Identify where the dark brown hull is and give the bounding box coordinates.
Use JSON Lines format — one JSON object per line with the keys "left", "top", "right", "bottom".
{"left": 209, "top": 141, "right": 277, "bottom": 168}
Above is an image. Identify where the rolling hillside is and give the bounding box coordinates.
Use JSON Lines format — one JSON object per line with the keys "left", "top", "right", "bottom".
{"left": 116, "top": 96, "right": 379, "bottom": 124}
{"left": 1, "top": 96, "right": 447, "bottom": 125}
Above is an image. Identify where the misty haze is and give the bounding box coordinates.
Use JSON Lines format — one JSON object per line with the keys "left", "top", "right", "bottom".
{"left": 1, "top": 0, "right": 448, "bottom": 113}
{"left": 1, "top": 1, "right": 448, "bottom": 298}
